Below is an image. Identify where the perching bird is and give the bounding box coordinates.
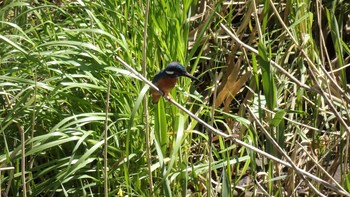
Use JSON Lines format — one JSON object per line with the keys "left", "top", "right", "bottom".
{"left": 151, "top": 62, "right": 199, "bottom": 104}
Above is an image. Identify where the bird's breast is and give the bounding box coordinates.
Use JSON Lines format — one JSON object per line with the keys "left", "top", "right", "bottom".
{"left": 156, "top": 77, "right": 178, "bottom": 94}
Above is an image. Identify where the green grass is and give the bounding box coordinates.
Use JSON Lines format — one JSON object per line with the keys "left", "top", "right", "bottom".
{"left": 1, "top": 0, "right": 350, "bottom": 196}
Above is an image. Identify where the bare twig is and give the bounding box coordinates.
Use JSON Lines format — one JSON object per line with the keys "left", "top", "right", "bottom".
{"left": 270, "top": 0, "right": 344, "bottom": 96}
{"left": 308, "top": 67, "right": 350, "bottom": 138}
{"left": 220, "top": 22, "right": 350, "bottom": 137}
{"left": 247, "top": 106, "right": 325, "bottom": 197}
{"left": 296, "top": 141, "right": 345, "bottom": 191}
{"left": 267, "top": 0, "right": 350, "bottom": 137}
{"left": 114, "top": 56, "right": 348, "bottom": 196}
{"left": 219, "top": 23, "right": 312, "bottom": 91}
{"left": 237, "top": 135, "right": 348, "bottom": 195}
{"left": 114, "top": 56, "right": 231, "bottom": 138}
{"left": 0, "top": 167, "right": 14, "bottom": 197}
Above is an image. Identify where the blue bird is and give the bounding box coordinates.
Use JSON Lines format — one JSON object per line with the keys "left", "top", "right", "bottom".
{"left": 151, "top": 62, "right": 199, "bottom": 104}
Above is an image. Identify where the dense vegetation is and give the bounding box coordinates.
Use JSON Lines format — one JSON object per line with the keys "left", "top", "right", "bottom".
{"left": 1, "top": 0, "right": 350, "bottom": 196}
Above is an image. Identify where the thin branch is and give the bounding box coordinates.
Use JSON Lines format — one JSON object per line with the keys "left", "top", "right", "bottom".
{"left": 308, "top": 67, "right": 350, "bottom": 138}
{"left": 270, "top": 0, "right": 344, "bottom": 96}
{"left": 0, "top": 167, "right": 14, "bottom": 197}
{"left": 114, "top": 56, "right": 348, "bottom": 195}
{"left": 114, "top": 56, "right": 231, "bottom": 138}
{"left": 219, "top": 23, "right": 312, "bottom": 92}
{"left": 220, "top": 22, "right": 350, "bottom": 137}
{"left": 296, "top": 141, "right": 345, "bottom": 192}
{"left": 247, "top": 106, "right": 324, "bottom": 197}
{"left": 267, "top": 0, "right": 350, "bottom": 137}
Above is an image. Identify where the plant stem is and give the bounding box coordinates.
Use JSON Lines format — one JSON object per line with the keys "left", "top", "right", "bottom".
{"left": 104, "top": 78, "right": 111, "bottom": 197}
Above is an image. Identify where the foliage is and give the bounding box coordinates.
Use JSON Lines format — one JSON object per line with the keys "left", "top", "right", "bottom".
{"left": 1, "top": 0, "right": 350, "bottom": 196}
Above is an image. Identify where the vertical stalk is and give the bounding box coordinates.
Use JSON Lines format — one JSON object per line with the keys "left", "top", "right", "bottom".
{"left": 29, "top": 68, "right": 37, "bottom": 192}
{"left": 104, "top": 79, "right": 111, "bottom": 197}
{"left": 0, "top": 167, "right": 15, "bottom": 197}
{"left": 142, "top": 0, "right": 154, "bottom": 196}
{"left": 19, "top": 125, "right": 26, "bottom": 197}
{"left": 208, "top": 72, "right": 218, "bottom": 196}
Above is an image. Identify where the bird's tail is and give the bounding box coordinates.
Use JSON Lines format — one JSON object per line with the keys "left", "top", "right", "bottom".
{"left": 152, "top": 94, "right": 161, "bottom": 104}
{"left": 151, "top": 90, "right": 161, "bottom": 104}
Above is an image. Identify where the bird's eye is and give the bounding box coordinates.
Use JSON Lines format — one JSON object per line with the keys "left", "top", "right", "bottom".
{"left": 165, "top": 71, "right": 175, "bottom": 75}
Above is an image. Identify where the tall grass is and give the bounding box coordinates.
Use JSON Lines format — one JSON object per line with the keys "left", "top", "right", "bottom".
{"left": 0, "top": 0, "right": 350, "bottom": 196}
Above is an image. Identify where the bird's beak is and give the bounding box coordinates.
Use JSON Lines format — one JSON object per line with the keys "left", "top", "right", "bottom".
{"left": 183, "top": 72, "right": 200, "bottom": 82}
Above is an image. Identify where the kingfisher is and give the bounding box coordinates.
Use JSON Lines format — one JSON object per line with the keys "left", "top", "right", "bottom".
{"left": 151, "top": 62, "right": 199, "bottom": 104}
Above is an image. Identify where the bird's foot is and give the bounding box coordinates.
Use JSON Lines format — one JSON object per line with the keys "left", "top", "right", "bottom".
{"left": 164, "top": 94, "right": 172, "bottom": 102}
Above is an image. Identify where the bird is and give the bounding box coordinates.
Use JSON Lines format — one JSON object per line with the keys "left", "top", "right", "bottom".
{"left": 151, "top": 62, "right": 199, "bottom": 104}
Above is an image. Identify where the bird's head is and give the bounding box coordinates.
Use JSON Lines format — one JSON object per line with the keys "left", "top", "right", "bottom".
{"left": 163, "top": 62, "right": 199, "bottom": 81}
